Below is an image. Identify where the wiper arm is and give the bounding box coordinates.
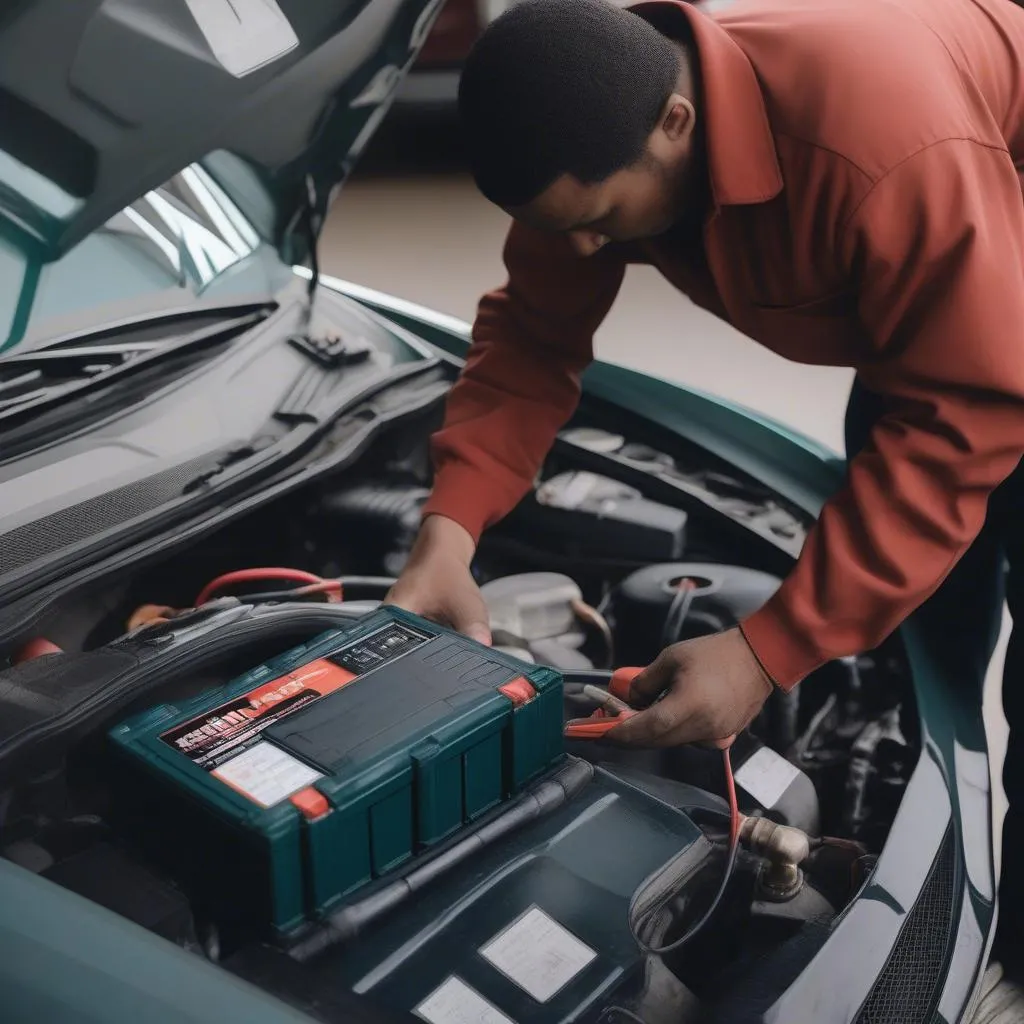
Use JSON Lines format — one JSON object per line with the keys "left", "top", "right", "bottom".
{"left": 0, "top": 308, "right": 270, "bottom": 426}
{"left": 0, "top": 339, "right": 174, "bottom": 374}
{"left": 0, "top": 368, "right": 43, "bottom": 405}
{"left": 300, "top": 174, "right": 321, "bottom": 330}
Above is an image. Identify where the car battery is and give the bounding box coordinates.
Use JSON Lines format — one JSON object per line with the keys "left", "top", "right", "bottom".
{"left": 107, "top": 607, "right": 564, "bottom": 940}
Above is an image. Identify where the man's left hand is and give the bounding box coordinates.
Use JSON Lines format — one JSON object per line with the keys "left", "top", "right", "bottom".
{"left": 608, "top": 627, "right": 774, "bottom": 748}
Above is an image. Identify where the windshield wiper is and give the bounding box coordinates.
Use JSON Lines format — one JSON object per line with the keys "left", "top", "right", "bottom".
{"left": 0, "top": 306, "right": 272, "bottom": 426}
{"left": 299, "top": 174, "right": 322, "bottom": 331}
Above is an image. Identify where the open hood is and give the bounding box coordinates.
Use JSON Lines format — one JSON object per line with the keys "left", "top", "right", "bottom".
{"left": 0, "top": 0, "right": 444, "bottom": 266}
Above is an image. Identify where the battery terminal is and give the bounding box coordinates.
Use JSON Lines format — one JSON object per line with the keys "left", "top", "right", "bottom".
{"left": 290, "top": 787, "right": 330, "bottom": 821}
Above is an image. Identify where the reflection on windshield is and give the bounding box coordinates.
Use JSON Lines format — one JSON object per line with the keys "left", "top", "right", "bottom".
{"left": 1, "top": 159, "right": 264, "bottom": 355}
{"left": 0, "top": 149, "right": 82, "bottom": 220}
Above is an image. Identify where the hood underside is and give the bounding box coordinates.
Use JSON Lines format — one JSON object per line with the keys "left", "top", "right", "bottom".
{"left": 0, "top": 0, "right": 443, "bottom": 264}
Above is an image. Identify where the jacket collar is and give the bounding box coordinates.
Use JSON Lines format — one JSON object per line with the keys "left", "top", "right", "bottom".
{"left": 629, "top": 0, "right": 783, "bottom": 206}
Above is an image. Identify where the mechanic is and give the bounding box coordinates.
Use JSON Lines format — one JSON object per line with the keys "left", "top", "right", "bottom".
{"left": 386, "top": 0, "right": 1024, "bottom": 961}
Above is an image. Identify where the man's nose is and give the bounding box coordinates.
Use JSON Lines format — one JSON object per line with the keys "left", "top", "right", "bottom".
{"left": 568, "top": 230, "right": 610, "bottom": 257}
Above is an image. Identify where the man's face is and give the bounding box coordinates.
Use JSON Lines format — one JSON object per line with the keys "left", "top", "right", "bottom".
{"left": 508, "top": 94, "right": 701, "bottom": 257}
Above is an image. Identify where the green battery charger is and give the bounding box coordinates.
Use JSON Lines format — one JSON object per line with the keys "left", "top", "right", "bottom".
{"left": 107, "top": 607, "right": 565, "bottom": 940}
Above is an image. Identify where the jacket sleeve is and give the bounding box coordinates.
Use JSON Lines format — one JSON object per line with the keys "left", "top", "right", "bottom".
{"left": 422, "top": 221, "right": 626, "bottom": 542}
{"left": 742, "top": 138, "right": 1024, "bottom": 688}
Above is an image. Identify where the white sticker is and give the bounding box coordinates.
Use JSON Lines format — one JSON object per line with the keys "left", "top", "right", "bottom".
{"left": 415, "top": 977, "right": 513, "bottom": 1024}
{"left": 182, "top": 0, "right": 299, "bottom": 78}
{"left": 480, "top": 907, "right": 596, "bottom": 1003}
{"left": 212, "top": 741, "right": 322, "bottom": 807}
{"left": 734, "top": 746, "right": 802, "bottom": 808}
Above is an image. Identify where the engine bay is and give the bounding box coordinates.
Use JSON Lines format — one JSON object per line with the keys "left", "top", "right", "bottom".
{"left": 0, "top": 406, "right": 919, "bottom": 1023}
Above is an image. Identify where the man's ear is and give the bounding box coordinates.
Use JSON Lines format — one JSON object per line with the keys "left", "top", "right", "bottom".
{"left": 661, "top": 94, "right": 697, "bottom": 143}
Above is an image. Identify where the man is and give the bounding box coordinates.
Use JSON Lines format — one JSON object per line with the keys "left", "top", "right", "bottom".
{"left": 387, "top": 0, "right": 1024, "bottom": 959}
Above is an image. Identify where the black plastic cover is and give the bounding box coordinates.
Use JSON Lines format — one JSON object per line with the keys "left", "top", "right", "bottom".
{"left": 43, "top": 842, "right": 196, "bottom": 947}
{"left": 266, "top": 628, "right": 517, "bottom": 771}
{"left": 515, "top": 471, "right": 688, "bottom": 562}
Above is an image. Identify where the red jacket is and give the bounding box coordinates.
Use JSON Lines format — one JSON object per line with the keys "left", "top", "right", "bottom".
{"left": 422, "top": 0, "right": 1024, "bottom": 689}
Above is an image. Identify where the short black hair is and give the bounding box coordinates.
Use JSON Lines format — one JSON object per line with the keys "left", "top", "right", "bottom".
{"left": 458, "top": 0, "right": 681, "bottom": 208}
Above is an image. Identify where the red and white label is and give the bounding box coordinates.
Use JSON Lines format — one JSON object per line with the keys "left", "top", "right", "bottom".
{"left": 160, "top": 659, "right": 356, "bottom": 773}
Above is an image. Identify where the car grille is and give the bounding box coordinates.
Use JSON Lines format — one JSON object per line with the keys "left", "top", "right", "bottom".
{"left": 854, "top": 825, "right": 957, "bottom": 1024}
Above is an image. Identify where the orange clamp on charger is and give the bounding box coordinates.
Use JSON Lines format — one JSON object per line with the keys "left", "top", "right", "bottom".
{"left": 563, "top": 668, "right": 644, "bottom": 740}
{"left": 608, "top": 666, "right": 642, "bottom": 703}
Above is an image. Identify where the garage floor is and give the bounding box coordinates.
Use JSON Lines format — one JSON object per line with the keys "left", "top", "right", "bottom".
{"left": 320, "top": 108, "right": 1010, "bottom": 848}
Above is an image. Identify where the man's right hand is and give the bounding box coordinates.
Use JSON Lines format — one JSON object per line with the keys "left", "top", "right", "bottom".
{"left": 385, "top": 515, "right": 492, "bottom": 646}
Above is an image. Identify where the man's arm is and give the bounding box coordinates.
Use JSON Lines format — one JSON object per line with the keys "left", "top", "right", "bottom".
{"left": 743, "top": 138, "right": 1024, "bottom": 688}
{"left": 386, "top": 222, "right": 624, "bottom": 640}
{"left": 421, "top": 221, "right": 627, "bottom": 541}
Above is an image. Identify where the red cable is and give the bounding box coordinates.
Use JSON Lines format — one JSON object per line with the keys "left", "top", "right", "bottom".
{"left": 195, "top": 568, "right": 340, "bottom": 606}
{"left": 723, "top": 747, "right": 741, "bottom": 848}
{"left": 13, "top": 638, "right": 63, "bottom": 664}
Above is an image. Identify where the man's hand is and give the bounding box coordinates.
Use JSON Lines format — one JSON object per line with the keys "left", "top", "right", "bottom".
{"left": 609, "top": 628, "right": 774, "bottom": 748}
{"left": 385, "top": 515, "right": 492, "bottom": 646}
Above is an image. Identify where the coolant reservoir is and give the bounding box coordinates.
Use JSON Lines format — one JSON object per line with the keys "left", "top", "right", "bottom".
{"left": 481, "top": 572, "right": 583, "bottom": 642}
{"left": 481, "top": 573, "right": 595, "bottom": 670}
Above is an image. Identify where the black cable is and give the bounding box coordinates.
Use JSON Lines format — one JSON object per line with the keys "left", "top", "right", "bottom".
{"left": 631, "top": 837, "right": 740, "bottom": 957}
{"left": 561, "top": 670, "right": 739, "bottom": 960}
{"left": 562, "top": 669, "right": 617, "bottom": 685}
{"left": 631, "top": 749, "right": 741, "bottom": 957}
{"left": 226, "top": 575, "right": 396, "bottom": 607}
{"left": 340, "top": 575, "right": 398, "bottom": 595}
{"left": 231, "top": 588, "right": 336, "bottom": 604}
{"left": 288, "top": 758, "right": 594, "bottom": 960}
{"left": 302, "top": 174, "right": 321, "bottom": 322}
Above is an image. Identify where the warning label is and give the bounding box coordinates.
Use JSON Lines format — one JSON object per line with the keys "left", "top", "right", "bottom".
{"left": 212, "top": 741, "right": 323, "bottom": 808}
{"left": 160, "top": 622, "right": 434, "bottom": 773}
{"left": 160, "top": 659, "right": 356, "bottom": 771}
{"left": 416, "top": 977, "right": 513, "bottom": 1024}
{"left": 480, "top": 906, "right": 596, "bottom": 1003}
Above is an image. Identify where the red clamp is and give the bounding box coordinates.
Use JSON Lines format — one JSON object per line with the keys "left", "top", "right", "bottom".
{"left": 564, "top": 667, "right": 643, "bottom": 740}
{"left": 608, "top": 666, "right": 641, "bottom": 703}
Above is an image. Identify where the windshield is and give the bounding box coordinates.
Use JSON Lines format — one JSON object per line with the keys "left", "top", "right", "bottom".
{"left": 0, "top": 158, "right": 282, "bottom": 357}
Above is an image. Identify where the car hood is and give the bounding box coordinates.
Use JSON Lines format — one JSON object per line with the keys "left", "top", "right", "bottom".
{"left": 0, "top": 0, "right": 443, "bottom": 265}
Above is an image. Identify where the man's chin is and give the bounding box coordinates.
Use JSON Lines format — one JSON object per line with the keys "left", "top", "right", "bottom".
{"left": 639, "top": 217, "right": 681, "bottom": 242}
{"left": 614, "top": 218, "right": 676, "bottom": 244}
